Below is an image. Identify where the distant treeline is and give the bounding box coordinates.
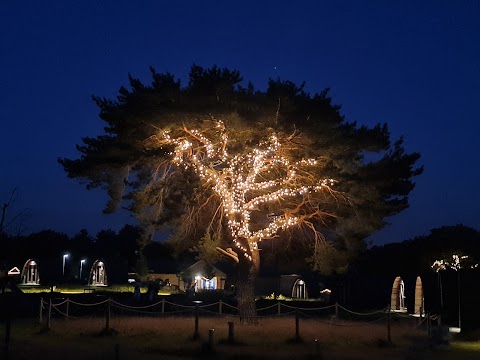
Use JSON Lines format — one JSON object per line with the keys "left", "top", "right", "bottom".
{"left": 2, "top": 223, "right": 480, "bottom": 330}
{"left": 0, "top": 225, "right": 180, "bottom": 283}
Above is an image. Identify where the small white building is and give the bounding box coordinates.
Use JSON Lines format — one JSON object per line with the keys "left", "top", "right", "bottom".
{"left": 184, "top": 260, "right": 227, "bottom": 292}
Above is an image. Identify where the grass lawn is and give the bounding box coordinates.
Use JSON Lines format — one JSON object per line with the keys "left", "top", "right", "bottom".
{"left": 3, "top": 315, "right": 477, "bottom": 360}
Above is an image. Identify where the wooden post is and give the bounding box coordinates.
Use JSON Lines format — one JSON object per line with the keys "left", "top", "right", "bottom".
{"left": 219, "top": 299, "right": 222, "bottom": 314}
{"left": 314, "top": 339, "right": 321, "bottom": 357}
{"left": 387, "top": 305, "right": 391, "bottom": 343}
{"left": 66, "top": 298, "right": 69, "bottom": 320}
{"left": 277, "top": 302, "right": 281, "bottom": 315}
{"left": 228, "top": 321, "right": 235, "bottom": 343}
{"left": 105, "top": 298, "right": 111, "bottom": 331}
{"left": 114, "top": 343, "right": 120, "bottom": 360}
{"left": 47, "top": 298, "right": 52, "bottom": 330}
{"left": 39, "top": 297, "right": 43, "bottom": 324}
{"left": 208, "top": 329, "right": 215, "bottom": 350}
{"left": 418, "top": 306, "right": 423, "bottom": 327}
{"left": 161, "top": 298, "right": 165, "bottom": 314}
{"left": 4, "top": 316, "right": 11, "bottom": 354}
{"left": 427, "top": 312, "right": 431, "bottom": 337}
{"left": 193, "top": 304, "right": 200, "bottom": 340}
{"left": 295, "top": 308, "right": 300, "bottom": 341}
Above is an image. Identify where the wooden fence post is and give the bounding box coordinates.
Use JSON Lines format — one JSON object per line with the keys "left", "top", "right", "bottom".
{"left": 114, "top": 344, "right": 120, "bottom": 360}
{"left": 427, "top": 312, "right": 431, "bottom": 338}
{"left": 295, "top": 308, "right": 300, "bottom": 341}
{"left": 314, "top": 338, "right": 321, "bottom": 357}
{"left": 193, "top": 304, "right": 200, "bottom": 340}
{"left": 208, "top": 329, "right": 215, "bottom": 350}
{"left": 387, "top": 305, "right": 391, "bottom": 343}
{"left": 228, "top": 321, "right": 235, "bottom": 343}
{"left": 39, "top": 297, "right": 43, "bottom": 324}
{"left": 66, "top": 298, "right": 69, "bottom": 320}
{"left": 47, "top": 298, "right": 52, "bottom": 330}
{"left": 4, "top": 318, "right": 11, "bottom": 354}
{"left": 105, "top": 298, "right": 111, "bottom": 331}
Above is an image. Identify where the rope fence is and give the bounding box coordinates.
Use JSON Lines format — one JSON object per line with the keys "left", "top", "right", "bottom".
{"left": 38, "top": 296, "right": 438, "bottom": 343}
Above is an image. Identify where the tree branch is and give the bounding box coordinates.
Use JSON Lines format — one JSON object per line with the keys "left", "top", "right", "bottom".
{"left": 216, "top": 247, "right": 239, "bottom": 263}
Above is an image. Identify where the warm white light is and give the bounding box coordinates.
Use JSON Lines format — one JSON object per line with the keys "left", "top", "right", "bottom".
{"left": 432, "top": 254, "right": 478, "bottom": 272}
{"left": 155, "top": 121, "right": 336, "bottom": 261}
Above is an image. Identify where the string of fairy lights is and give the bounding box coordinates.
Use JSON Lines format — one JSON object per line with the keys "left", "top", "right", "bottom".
{"left": 432, "top": 255, "right": 478, "bottom": 272}
{"left": 158, "top": 120, "right": 335, "bottom": 261}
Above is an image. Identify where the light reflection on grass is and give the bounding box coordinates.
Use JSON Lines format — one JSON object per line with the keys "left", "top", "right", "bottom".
{"left": 18, "top": 284, "right": 177, "bottom": 295}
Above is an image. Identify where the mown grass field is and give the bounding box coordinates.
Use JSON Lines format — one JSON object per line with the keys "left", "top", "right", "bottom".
{"left": 3, "top": 315, "right": 479, "bottom": 360}
{"left": 2, "top": 288, "right": 480, "bottom": 359}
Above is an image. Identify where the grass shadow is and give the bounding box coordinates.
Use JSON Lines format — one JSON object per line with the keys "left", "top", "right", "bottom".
{"left": 285, "top": 336, "right": 304, "bottom": 344}
{"left": 96, "top": 327, "right": 119, "bottom": 337}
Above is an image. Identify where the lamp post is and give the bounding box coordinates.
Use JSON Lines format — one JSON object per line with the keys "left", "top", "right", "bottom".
{"left": 62, "top": 254, "right": 69, "bottom": 276}
{"left": 431, "top": 260, "right": 446, "bottom": 322}
{"left": 80, "top": 259, "right": 86, "bottom": 280}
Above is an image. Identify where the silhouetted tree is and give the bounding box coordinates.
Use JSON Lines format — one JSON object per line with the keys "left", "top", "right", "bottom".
{"left": 59, "top": 65, "right": 422, "bottom": 322}
{"left": 71, "top": 229, "right": 94, "bottom": 257}
{"left": 0, "top": 188, "right": 30, "bottom": 236}
{"left": 117, "top": 224, "right": 145, "bottom": 272}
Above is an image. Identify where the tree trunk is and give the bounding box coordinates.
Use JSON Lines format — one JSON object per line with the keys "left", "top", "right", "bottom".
{"left": 236, "top": 247, "right": 260, "bottom": 324}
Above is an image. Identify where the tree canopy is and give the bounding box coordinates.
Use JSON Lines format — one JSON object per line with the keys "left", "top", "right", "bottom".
{"left": 59, "top": 64, "right": 422, "bottom": 273}
{"left": 59, "top": 64, "right": 422, "bottom": 321}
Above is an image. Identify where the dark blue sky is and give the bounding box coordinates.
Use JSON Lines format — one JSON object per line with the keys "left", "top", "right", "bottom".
{"left": 1, "top": 1, "right": 479, "bottom": 245}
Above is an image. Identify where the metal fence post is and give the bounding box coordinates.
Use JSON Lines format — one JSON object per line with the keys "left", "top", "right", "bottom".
{"left": 161, "top": 298, "right": 165, "bottom": 314}
{"left": 277, "top": 302, "right": 281, "bottom": 315}
{"left": 219, "top": 299, "right": 222, "bottom": 314}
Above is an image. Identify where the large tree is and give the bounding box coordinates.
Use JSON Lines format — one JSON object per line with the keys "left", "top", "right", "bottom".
{"left": 59, "top": 65, "right": 422, "bottom": 322}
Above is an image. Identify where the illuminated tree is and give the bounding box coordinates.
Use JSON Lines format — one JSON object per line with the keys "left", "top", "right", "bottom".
{"left": 59, "top": 65, "right": 422, "bottom": 322}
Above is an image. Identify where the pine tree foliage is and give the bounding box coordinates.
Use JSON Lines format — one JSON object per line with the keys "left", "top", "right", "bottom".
{"left": 59, "top": 65, "right": 422, "bottom": 274}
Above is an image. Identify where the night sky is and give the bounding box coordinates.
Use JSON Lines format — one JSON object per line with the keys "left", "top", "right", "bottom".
{"left": 1, "top": 2, "right": 479, "bottom": 245}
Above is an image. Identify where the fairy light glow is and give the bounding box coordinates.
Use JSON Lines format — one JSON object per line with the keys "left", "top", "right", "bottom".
{"left": 432, "top": 254, "right": 478, "bottom": 272}
{"left": 156, "top": 121, "right": 336, "bottom": 261}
